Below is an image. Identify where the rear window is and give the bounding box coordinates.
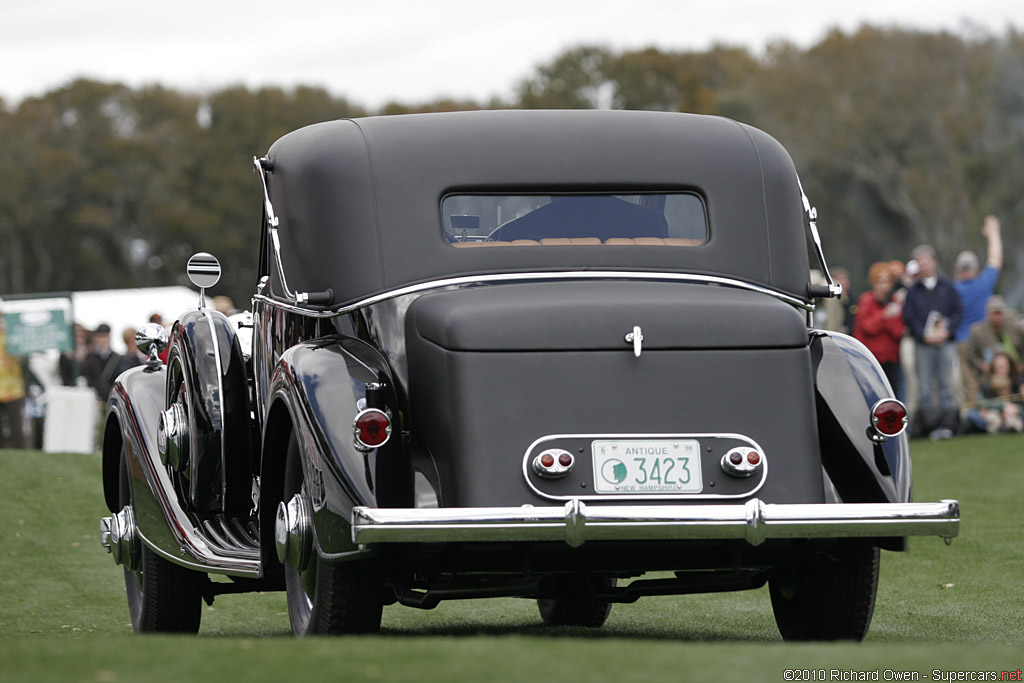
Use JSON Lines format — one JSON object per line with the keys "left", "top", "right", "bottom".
{"left": 442, "top": 193, "right": 707, "bottom": 247}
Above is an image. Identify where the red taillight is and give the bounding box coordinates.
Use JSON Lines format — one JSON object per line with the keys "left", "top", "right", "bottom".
{"left": 721, "top": 447, "right": 764, "bottom": 477}
{"left": 353, "top": 408, "right": 392, "bottom": 451}
{"left": 871, "top": 399, "right": 908, "bottom": 438}
{"left": 532, "top": 449, "right": 574, "bottom": 478}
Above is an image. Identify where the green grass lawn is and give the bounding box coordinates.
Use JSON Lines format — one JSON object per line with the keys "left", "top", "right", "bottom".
{"left": 1, "top": 435, "right": 1022, "bottom": 682}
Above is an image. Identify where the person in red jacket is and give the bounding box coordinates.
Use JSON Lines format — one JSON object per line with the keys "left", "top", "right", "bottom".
{"left": 854, "top": 261, "right": 905, "bottom": 397}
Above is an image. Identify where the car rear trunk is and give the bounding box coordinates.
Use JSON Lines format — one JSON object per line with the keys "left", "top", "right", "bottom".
{"left": 405, "top": 281, "right": 824, "bottom": 507}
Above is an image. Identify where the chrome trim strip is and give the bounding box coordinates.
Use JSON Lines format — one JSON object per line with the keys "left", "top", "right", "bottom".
{"left": 203, "top": 311, "right": 228, "bottom": 507}
{"left": 252, "top": 271, "right": 814, "bottom": 318}
{"left": 138, "top": 527, "right": 260, "bottom": 574}
{"left": 352, "top": 499, "right": 960, "bottom": 548}
{"left": 521, "top": 433, "right": 768, "bottom": 501}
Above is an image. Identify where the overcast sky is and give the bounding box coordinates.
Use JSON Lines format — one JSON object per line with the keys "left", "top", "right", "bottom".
{"left": 2, "top": 1, "right": 1022, "bottom": 108}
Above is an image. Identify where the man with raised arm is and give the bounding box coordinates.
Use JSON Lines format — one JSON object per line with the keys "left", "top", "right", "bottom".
{"left": 954, "top": 215, "right": 1003, "bottom": 343}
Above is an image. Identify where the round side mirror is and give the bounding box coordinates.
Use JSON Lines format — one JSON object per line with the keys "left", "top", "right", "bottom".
{"left": 135, "top": 323, "right": 169, "bottom": 361}
{"left": 186, "top": 252, "right": 221, "bottom": 289}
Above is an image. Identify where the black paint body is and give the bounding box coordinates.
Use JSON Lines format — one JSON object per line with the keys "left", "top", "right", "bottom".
{"left": 101, "top": 110, "right": 912, "bottom": 590}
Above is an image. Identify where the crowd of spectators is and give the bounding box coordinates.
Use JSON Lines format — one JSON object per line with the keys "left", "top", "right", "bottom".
{"left": 0, "top": 314, "right": 160, "bottom": 449}
{"left": 1, "top": 298, "right": 240, "bottom": 449}
{"left": 844, "top": 215, "right": 1020, "bottom": 438}
{"left": 59, "top": 320, "right": 151, "bottom": 396}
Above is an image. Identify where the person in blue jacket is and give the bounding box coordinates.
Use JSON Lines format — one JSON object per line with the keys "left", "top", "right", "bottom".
{"left": 903, "top": 244, "right": 963, "bottom": 438}
{"left": 954, "top": 215, "right": 1002, "bottom": 343}
{"left": 953, "top": 215, "right": 1003, "bottom": 403}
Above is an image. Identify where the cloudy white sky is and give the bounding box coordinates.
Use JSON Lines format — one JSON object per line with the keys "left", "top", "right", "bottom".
{"left": 2, "top": 1, "right": 1022, "bottom": 108}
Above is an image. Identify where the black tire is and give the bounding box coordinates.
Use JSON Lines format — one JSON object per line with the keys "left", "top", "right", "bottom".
{"left": 537, "top": 576, "right": 615, "bottom": 627}
{"left": 769, "top": 541, "right": 880, "bottom": 641}
{"left": 119, "top": 443, "right": 204, "bottom": 634}
{"left": 283, "top": 433, "right": 384, "bottom": 636}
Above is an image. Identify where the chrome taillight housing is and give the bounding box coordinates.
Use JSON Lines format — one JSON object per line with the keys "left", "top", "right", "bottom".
{"left": 870, "top": 398, "right": 908, "bottom": 442}
{"left": 353, "top": 408, "right": 392, "bottom": 451}
{"left": 532, "top": 449, "right": 574, "bottom": 478}
{"left": 720, "top": 447, "right": 763, "bottom": 478}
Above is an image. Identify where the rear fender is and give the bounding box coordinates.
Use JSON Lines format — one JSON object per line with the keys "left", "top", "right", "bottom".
{"left": 261, "top": 337, "right": 409, "bottom": 558}
{"left": 811, "top": 331, "right": 911, "bottom": 504}
{"left": 102, "top": 365, "right": 201, "bottom": 560}
{"left": 103, "top": 366, "right": 165, "bottom": 513}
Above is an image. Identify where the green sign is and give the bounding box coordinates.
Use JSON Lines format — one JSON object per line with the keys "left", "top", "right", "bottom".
{"left": 1, "top": 297, "right": 73, "bottom": 355}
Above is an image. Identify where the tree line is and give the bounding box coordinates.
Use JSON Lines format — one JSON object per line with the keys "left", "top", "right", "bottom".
{"left": 1, "top": 25, "right": 1023, "bottom": 307}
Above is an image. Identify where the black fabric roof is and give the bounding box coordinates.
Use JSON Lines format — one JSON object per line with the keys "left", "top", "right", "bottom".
{"left": 265, "top": 109, "right": 811, "bottom": 306}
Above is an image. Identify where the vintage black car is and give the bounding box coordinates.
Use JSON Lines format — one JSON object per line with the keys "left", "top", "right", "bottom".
{"left": 100, "top": 110, "right": 959, "bottom": 639}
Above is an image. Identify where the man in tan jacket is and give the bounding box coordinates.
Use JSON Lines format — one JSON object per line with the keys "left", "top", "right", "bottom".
{"left": 963, "top": 295, "right": 1024, "bottom": 403}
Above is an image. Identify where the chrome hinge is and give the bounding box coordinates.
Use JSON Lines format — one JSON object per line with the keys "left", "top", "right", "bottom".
{"left": 253, "top": 157, "right": 333, "bottom": 308}
{"left": 798, "top": 177, "right": 842, "bottom": 300}
{"left": 253, "top": 157, "right": 279, "bottom": 228}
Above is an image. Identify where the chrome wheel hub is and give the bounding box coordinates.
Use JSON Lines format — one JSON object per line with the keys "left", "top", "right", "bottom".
{"left": 101, "top": 505, "right": 140, "bottom": 571}
{"left": 158, "top": 403, "right": 188, "bottom": 470}
{"left": 275, "top": 493, "right": 313, "bottom": 572}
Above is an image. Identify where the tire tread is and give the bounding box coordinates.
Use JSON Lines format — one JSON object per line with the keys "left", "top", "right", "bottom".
{"left": 769, "top": 542, "right": 879, "bottom": 641}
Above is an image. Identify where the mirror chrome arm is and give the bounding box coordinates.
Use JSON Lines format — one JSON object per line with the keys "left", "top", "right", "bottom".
{"left": 798, "top": 176, "right": 843, "bottom": 299}
{"left": 253, "top": 157, "right": 333, "bottom": 307}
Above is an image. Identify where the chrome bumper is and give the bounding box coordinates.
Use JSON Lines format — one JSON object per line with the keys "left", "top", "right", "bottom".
{"left": 352, "top": 498, "right": 960, "bottom": 548}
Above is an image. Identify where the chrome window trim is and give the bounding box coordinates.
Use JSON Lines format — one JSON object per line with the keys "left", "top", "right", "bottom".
{"left": 521, "top": 432, "right": 768, "bottom": 502}
{"left": 252, "top": 271, "right": 814, "bottom": 318}
{"left": 440, "top": 191, "right": 710, "bottom": 244}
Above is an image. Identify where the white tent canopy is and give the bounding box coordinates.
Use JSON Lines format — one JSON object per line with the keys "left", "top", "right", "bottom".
{"left": 69, "top": 286, "right": 200, "bottom": 354}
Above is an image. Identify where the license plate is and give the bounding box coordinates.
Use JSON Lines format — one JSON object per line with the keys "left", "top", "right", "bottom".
{"left": 592, "top": 439, "right": 703, "bottom": 494}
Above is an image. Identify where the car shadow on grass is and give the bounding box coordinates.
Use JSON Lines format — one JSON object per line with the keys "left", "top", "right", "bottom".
{"left": 377, "top": 623, "right": 780, "bottom": 642}
{"left": 372, "top": 592, "right": 781, "bottom": 642}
